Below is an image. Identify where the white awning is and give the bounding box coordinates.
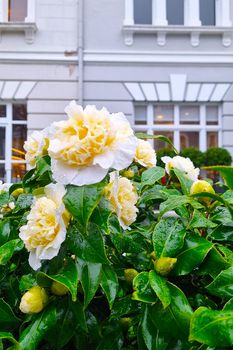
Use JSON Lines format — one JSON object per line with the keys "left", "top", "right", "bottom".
{"left": 0, "top": 81, "right": 36, "bottom": 100}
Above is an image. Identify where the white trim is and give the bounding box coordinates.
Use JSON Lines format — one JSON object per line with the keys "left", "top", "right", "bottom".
{"left": 25, "top": 0, "right": 36, "bottom": 23}
{"left": 174, "top": 105, "right": 180, "bottom": 151}
{"left": 140, "top": 83, "right": 158, "bottom": 101}
{"left": 1, "top": 81, "right": 20, "bottom": 99}
{"left": 156, "top": 83, "right": 170, "bottom": 101}
{"left": 210, "top": 84, "right": 231, "bottom": 102}
{"left": 216, "top": 0, "right": 232, "bottom": 27}
{"left": 152, "top": 0, "right": 167, "bottom": 26}
{"left": 185, "top": 84, "right": 201, "bottom": 102}
{"left": 124, "top": 0, "right": 134, "bottom": 26}
{"left": 84, "top": 50, "right": 233, "bottom": 64}
{"left": 184, "top": 0, "right": 201, "bottom": 26}
{"left": 125, "top": 83, "right": 145, "bottom": 101}
{"left": 198, "top": 84, "right": 215, "bottom": 102}
{"left": 170, "top": 74, "right": 187, "bottom": 101}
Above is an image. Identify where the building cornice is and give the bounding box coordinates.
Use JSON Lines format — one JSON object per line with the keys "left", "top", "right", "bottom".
{"left": 84, "top": 50, "right": 233, "bottom": 65}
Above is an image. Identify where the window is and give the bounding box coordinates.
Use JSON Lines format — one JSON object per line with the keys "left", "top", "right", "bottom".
{"left": 166, "top": 0, "right": 184, "bottom": 25}
{"left": 134, "top": 0, "right": 152, "bottom": 24}
{"left": 134, "top": 104, "right": 219, "bottom": 151}
{"left": 8, "top": 0, "right": 27, "bottom": 22}
{"left": 0, "top": 103, "right": 27, "bottom": 183}
{"left": 200, "top": 0, "right": 215, "bottom": 26}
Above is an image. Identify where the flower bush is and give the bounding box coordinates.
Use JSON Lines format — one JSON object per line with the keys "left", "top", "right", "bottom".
{"left": 0, "top": 101, "right": 233, "bottom": 350}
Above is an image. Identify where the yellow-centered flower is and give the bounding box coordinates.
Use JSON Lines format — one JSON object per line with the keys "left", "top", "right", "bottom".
{"left": 19, "top": 183, "right": 69, "bottom": 270}
{"left": 48, "top": 101, "right": 137, "bottom": 186}
{"left": 161, "top": 155, "right": 199, "bottom": 182}
{"left": 105, "top": 173, "right": 138, "bottom": 229}
{"left": 135, "top": 139, "right": 157, "bottom": 168}
{"left": 24, "top": 129, "right": 49, "bottom": 167}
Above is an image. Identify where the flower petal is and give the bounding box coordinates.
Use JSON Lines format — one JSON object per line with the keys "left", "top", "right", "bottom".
{"left": 71, "top": 164, "right": 108, "bottom": 186}
{"left": 112, "top": 136, "right": 137, "bottom": 170}
{"left": 93, "top": 149, "right": 115, "bottom": 169}
{"left": 29, "top": 251, "right": 41, "bottom": 270}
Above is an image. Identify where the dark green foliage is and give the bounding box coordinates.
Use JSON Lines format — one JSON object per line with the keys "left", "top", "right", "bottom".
{"left": 204, "top": 147, "right": 232, "bottom": 166}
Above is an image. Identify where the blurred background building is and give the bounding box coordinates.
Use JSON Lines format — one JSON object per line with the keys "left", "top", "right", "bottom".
{"left": 0, "top": 0, "right": 233, "bottom": 182}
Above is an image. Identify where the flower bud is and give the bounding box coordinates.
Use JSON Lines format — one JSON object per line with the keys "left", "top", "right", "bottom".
{"left": 19, "top": 286, "right": 48, "bottom": 314}
{"left": 190, "top": 180, "right": 215, "bottom": 204}
{"left": 120, "top": 317, "right": 132, "bottom": 330}
{"left": 11, "top": 188, "right": 24, "bottom": 198}
{"left": 154, "top": 257, "right": 177, "bottom": 276}
{"left": 124, "top": 268, "right": 138, "bottom": 284}
{"left": 51, "top": 281, "right": 69, "bottom": 296}
{"left": 122, "top": 169, "right": 135, "bottom": 179}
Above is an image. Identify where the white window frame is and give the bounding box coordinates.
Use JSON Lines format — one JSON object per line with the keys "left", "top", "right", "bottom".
{"left": 0, "top": 102, "right": 27, "bottom": 183}
{"left": 133, "top": 103, "right": 221, "bottom": 152}
{"left": 0, "top": 0, "right": 37, "bottom": 44}
{"left": 123, "top": 0, "right": 232, "bottom": 47}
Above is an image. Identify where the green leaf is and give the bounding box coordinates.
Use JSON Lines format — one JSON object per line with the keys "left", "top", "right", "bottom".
{"left": 135, "top": 133, "right": 178, "bottom": 153}
{"left": 141, "top": 305, "right": 168, "bottom": 350}
{"left": 132, "top": 272, "right": 157, "bottom": 303}
{"left": 159, "top": 195, "right": 203, "bottom": 218}
{"left": 110, "top": 296, "right": 139, "bottom": 319}
{"left": 90, "top": 198, "right": 112, "bottom": 231}
{"left": 64, "top": 177, "right": 107, "bottom": 230}
{"left": 0, "top": 299, "right": 21, "bottom": 331}
{"left": 19, "top": 303, "right": 57, "bottom": 350}
{"left": 223, "top": 298, "right": 233, "bottom": 311}
{"left": 189, "top": 210, "right": 217, "bottom": 229}
{"left": 173, "top": 234, "right": 213, "bottom": 276}
{"left": 189, "top": 307, "right": 233, "bottom": 347}
{"left": 0, "top": 219, "right": 11, "bottom": 245}
{"left": 100, "top": 264, "right": 118, "bottom": 309}
{"left": 153, "top": 217, "right": 186, "bottom": 258}
{"left": 37, "top": 259, "right": 78, "bottom": 301}
{"left": 12, "top": 194, "right": 33, "bottom": 213}
{"left": 68, "top": 223, "right": 109, "bottom": 264}
{"left": 149, "top": 271, "right": 171, "bottom": 309}
{"left": 0, "top": 239, "right": 24, "bottom": 265}
{"left": 150, "top": 283, "right": 193, "bottom": 339}
{"left": 203, "top": 166, "right": 233, "bottom": 189}
{"left": 208, "top": 224, "right": 233, "bottom": 241}
{"left": 19, "top": 274, "right": 36, "bottom": 293}
{"left": 198, "top": 247, "right": 230, "bottom": 278}
{"left": 0, "top": 332, "right": 20, "bottom": 350}
{"left": 140, "top": 167, "right": 165, "bottom": 190}
{"left": 173, "top": 168, "right": 193, "bottom": 195}
{"left": 0, "top": 192, "right": 10, "bottom": 207}
{"left": 206, "top": 266, "right": 233, "bottom": 298}
{"left": 77, "top": 260, "right": 102, "bottom": 308}
{"left": 70, "top": 298, "right": 87, "bottom": 332}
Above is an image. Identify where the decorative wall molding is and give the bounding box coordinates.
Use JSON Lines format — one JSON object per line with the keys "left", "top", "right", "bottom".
{"left": 0, "top": 23, "right": 37, "bottom": 44}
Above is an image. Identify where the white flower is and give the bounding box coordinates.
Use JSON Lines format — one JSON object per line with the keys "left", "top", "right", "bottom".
{"left": 135, "top": 139, "right": 157, "bottom": 168}
{"left": 0, "top": 181, "right": 11, "bottom": 193}
{"left": 19, "top": 183, "right": 70, "bottom": 270}
{"left": 104, "top": 172, "right": 138, "bottom": 230}
{"left": 161, "top": 155, "right": 199, "bottom": 182}
{"left": 24, "top": 129, "right": 49, "bottom": 167}
{"left": 48, "top": 101, "right": 138, "bottom": 186}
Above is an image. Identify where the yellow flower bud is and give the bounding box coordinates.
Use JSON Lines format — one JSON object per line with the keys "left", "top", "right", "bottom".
{"left": 120, "top": 317, "right": 132, "bottom": 330}
{"left": 19, "top": 286, "right": 48, "bottom": 314}
{"left": 190, "top": 180, "right": 215, "bottom": 204}
{"left": 11, "top": 188, "right": 24, "bottom": 198}
{"left": 51, "top": 281, "right": 69, "bottom": 296}
{"left": 124, "top": 268, "right": 139, "bottom": 284}
{"left": 122, "top": 169, "right": 135, "bottom": 179}
{"left": 154, "top": 257, "right": 177, "bottom": 276}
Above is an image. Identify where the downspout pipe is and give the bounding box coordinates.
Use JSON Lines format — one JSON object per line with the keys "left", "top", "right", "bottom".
{"left": 78, "top": 0, "right": 84, "bottom": 105}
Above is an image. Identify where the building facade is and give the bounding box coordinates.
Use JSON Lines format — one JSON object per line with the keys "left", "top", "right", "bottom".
{"left": 0, "top": 0, "right": 233, "bottom": 182}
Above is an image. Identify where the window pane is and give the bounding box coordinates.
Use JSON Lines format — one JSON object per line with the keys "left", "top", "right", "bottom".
{"left": 207, "top": 132, "right": 218, "bottom": 148}
{"left": 167, "top": 0, "right": 184, "bottom": 25}
{"left": 13, "top": 104, "right": 27, "bottom": 121}
{"left": 0, "top": 105, "right": 6, "bottom": 118}
{"left": 135, "top": 106, "right": 147, "bottom": 125}
{"left": 0, "top": 128, "right": 5, "bottom": 160}
{"left": 180, "top": 132, "right": 199, "bottom": 149}
{"left": 11, "top": 163, "right": 26, "bottom": 182}
{"left": 12, "top": 125, "right": 27, "bottom": 161}
{"left": 154, "top": 105, "right": 174, "bottom": 124}
{"left": 206, "top": 106, "right": 218, "bottom": 125}
{"left": 154, "top": 131, "right": 174, "bottom": 149}
{"left": 9, "top": 0, "right": 27, "bottom": 21}
{"left": 180, "top": 106, "right": 200, "bottom": 125}
{"left": 134, "top": 0, "right": 152, "bottom": 24}
{"left": 200, "top": 0, "right": 215, "bottom": 25}
{"left": 0, "top": 164, "right": 6, "bottom": 182}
